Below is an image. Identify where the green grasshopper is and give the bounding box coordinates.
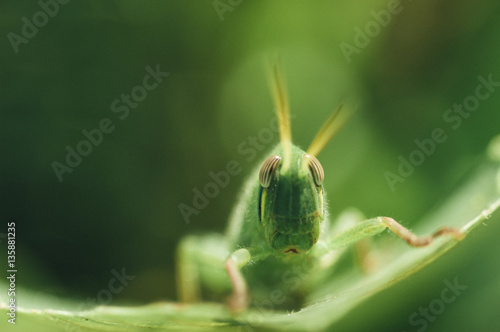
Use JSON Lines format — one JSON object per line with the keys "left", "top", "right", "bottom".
{"left": 176, "top": 63, "right": 463, "bottom": 312}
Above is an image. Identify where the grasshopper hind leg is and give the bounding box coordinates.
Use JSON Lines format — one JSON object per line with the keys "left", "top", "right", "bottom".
{"left": 176, "top": 233, "right": 232, "bottom": 303}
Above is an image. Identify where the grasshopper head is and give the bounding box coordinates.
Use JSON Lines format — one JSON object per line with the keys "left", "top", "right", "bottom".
{"left": 261, "top": 60, "right": 349, "bottom": 254}
{"left": 258, "top": 145, "right": 324, "bottom": 254}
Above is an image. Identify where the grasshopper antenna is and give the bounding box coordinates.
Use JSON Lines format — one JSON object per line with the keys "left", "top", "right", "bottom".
{"left": 307, "top": 102, "right": 354, "bottom": 157}
{"left": 267, "top": 59, "right": 292, "bottom": 171}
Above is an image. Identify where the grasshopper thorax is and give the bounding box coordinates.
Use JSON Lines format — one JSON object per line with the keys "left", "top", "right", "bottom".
{"left": 258, "top": 144, "right": 324, "bottom": 255}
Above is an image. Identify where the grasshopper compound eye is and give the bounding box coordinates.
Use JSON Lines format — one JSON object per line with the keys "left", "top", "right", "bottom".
{"left": 259, "top": 155, "right": 281, "bottom": 188}
{"left": 303, "top": 154, "right": 324, "bottom": 186}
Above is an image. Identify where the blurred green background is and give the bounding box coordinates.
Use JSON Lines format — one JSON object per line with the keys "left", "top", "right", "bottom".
{"left": 1, "top": 0, "right": 500, "bottom": 331}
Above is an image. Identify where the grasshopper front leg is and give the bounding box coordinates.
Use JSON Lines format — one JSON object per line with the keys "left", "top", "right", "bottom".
{"left": 225, "top": 247, "right": 270, "bottom": 312}
{"left": 375, "top": 217, "right": 463, "bottom": 246}
{"left": 315, "top": 216, "right": 464, "bottom": 256}
{"left": 225, "top": 249, "right": 251, "bottom": 312}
